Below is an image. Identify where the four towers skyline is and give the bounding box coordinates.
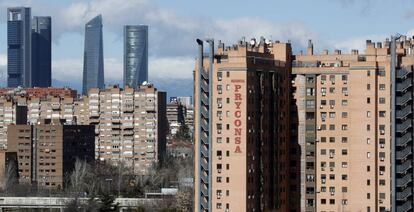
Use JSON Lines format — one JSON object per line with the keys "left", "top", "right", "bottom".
{"left": 6, "top": 7, "right": 149, "bottom": 94}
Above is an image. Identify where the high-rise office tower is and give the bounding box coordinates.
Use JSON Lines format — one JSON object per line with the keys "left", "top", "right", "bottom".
{"left": 194, "top": 38, "right": 295, "bottom": 211}
{"left": 82, "top": 15, "right": 104, "bottom": 95}
{"left": 123, "top": 25, "right": 148, "bottom": 88}
{"left": 31, "top": 16, "right": 51, "bottom": 87}
{"left": 7, "top": 7, "right": 31, "bottom": 87}
{"left": 292, "top": 40, "right": 393, "bottom": 211}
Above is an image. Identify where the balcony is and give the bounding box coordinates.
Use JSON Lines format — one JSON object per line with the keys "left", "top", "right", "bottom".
{"left": 396, "top": 147, "right": 412, "bottom": 161}
{"left": 396, "top": 187, "right": 412, "bottom": 201}
{"left": 397, "top": 200, "right": 412, "bottom": 212}
{"left": 396, "top": 159, "right": 412, "bottom": 174}
{"left": 396, "top": 173, "right": 412, "bottom": 188}
{"left": 397, "top": 106, "right": 412, "bottom": 120}
{"left": 397, "top": 133, "right": 413, "bottom": 147}
{"left": 201, "top": 69, "right": 209, "bottom": 80}
{"left": 396, "top": 92, "right": 412, "bottom": 106}
{"left": 397, "top": 68, "right": 411, "bottom": 79}
{"left": 397, "top": 79, "right": 413, "bottom": 93}
{"left": 397, "top": 119, "right": 412, "bottom": 134}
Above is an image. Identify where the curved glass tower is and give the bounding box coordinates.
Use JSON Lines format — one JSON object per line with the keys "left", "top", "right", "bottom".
{"left": 123, "top": 25, "right": 148, "bottom": 88}
{"left": 82, "top": 15, "right": 104, "bottom": 95}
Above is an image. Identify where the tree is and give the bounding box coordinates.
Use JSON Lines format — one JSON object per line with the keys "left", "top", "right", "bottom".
{"left": 174, "top": 124, "right": 191, "bottom": 141}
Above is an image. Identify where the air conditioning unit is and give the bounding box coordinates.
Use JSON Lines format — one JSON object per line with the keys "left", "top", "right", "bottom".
{"left": 330, "top": 105, "right": 334, "bottom": 109}
{"left": 321, "top": 167, "right": 325, "bottom": 171}
{"left": 321, "top": 81, "right": 325, "bottom": 84}
{"left": 218, "top": 169, "right": 222, "bottom": 173}
{"left": 344, "top": 81, "right": 348, "bottom": 84}
{"left": 332, "top": 81, "right": 335, "bottom": 85}
{"left": 380, "top": 157, "right": 385, "bottom": 161}
{"left": 330, "top": 167, "right": 334, "bottom": 171}
{"left": 380, "top": 144, "right": 385, "bottom": 148}
{"left": 331, "top": 192, "right": 334, "bottom": 196}
{"left": 318, "top": 126, "right": 322, "bottom": 130}
{"left": 320, "top": 105, "right": 324, "bottom": 109}
{"left": 380, "top": 171, "right": 384, "bottom": 175}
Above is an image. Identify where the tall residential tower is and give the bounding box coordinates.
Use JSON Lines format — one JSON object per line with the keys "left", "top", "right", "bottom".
{"left": 194, "top": 38, "right": 296, "bottom": 212}
{"left": 31, "top": 16, "right": 51, "bottom": 87}
{"left": 82, "top": 15, "right": 104, "bottom": 95}
{"left": 7, "top": 7, "right": 31, "bottom": 87}
{"left": 124, "top": 25, "right": 148, "bottom": 88}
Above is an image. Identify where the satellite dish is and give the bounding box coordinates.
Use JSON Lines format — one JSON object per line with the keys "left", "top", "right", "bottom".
{"left": 142, "top": 81, "right": 148, "bottom": 86}
{"left": 265, "top": 39, "right": 271, "bottom": 45}
{"left": 250, "top": 38, "right": 256, "bottom": 46}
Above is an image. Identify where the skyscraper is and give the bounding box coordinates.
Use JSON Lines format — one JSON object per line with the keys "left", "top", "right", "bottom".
{"left": 31, "top": 16, "right": 51, "bottom": 87}
{"left": 7, "top": 7, "right": 31, "bottom": 87}
{"left": 194, "top": 38, "right": 295, "bottom": 211}
{"left": 123, "top": 25, "right": 148, "bottom": 88}
{"left": 82, "top": 15, "right": 104, "bottom": 95}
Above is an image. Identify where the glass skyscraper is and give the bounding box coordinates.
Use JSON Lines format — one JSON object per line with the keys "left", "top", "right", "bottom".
{"left": 31, "top": 16, "right": 51, "bottom": 87}
{"left": 7, "top": 7, "right": 32, "bottom": 87}
{"left": 123, "top": 25, "right": 148, "bottom": 88}
{"left": 82, "top": 15, "right": 104, "bottom": 95}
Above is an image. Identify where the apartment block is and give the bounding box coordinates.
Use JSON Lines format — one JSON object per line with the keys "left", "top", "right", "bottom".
{"left": 194, "top": 38, "right": 294, "bottom": 212}
{"left": 167, "top": 100, "right": 185, "bottom": 136}
{"left": 7, "top": 119, "right": 95, "bottom": 189}
{"left": 82, "top": 84, "right": 167, "bottom": 174}
{"left": 293, "top": 40, "right": 393, "bottom": 212}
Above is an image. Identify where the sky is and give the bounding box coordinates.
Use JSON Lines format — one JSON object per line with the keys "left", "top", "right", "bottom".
{"left": 0, "top": 0, "right": 414, "bottom": 96}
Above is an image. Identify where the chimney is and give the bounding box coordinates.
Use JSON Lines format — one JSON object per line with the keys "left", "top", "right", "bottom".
{"left": 307, "top": 39, "right": 314, "bottom": 55}
{"left": 334, "top": 49, "right": 341, "bottom": 55}
{"left": 377, "top": 42, "right": 382, "bottom": 48}
{"left": 351, "top": 49, "right": 359, "bottom": 55}
{"left": 323, "top": 49, "right": 329, "bottom": 55}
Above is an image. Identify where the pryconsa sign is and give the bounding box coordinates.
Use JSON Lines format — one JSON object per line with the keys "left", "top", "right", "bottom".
{"left": 232, "top": 80, "right": 244, "bottom": 154}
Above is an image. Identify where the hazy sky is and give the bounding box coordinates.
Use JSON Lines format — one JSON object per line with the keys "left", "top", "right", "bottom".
{"left": 0, "top": 0, "right": 413, "bottom": 91}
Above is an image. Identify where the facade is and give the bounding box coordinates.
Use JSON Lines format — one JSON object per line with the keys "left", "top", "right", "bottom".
{"left": 7, "top": 119, "right": 95, "bottom": 189}
{"left": 124, "top": 25, "right": 148, "bottom": 88}
{"left": 194, "top": 38, "right": 294, "bottom": 212}
{"left": 78, "top": 84, "right": 167, "bottom": 174}
{"left": 170, "top": 96, "right": 193, "bottom": 108}
{"left": 7, "top": 7, "right": 31, "bottom": 87}
{"left": 166, "top": 101, "right": 185, "bottom": 136}
{"left": 0, "top": 87, "right": 77, "bottom": 98}
{"left": 392, "top": 36, "right": 414, "bottom": 212}
{"left": 31, "top": 16, "right": 52, "bottom": 87}
{"left": 293, "top": 40, "right": 392, "bottom": 211}
{"left": 83, "top": 15, "right": 104, "bottom": 95}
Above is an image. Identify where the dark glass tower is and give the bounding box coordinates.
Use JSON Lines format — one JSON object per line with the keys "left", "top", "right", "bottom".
{"left": 82, "top": 15, "right": 104, "bottom": 95}
{"left": 7, "top": 7, "right": 31, "bottom": 87}
{"left": 123, "top": 25, "right": 148, "bottom": 88}
{"left": 31, "top": 16, "right": 51, "bottom": 87}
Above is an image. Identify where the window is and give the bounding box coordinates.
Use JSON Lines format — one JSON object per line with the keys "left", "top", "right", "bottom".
{"left": 226, "top": 71, "right": 230, "bottom": 77}
{"left": 330, "top": 199, "right": 335, "bottom": 205}
{"left": 329, "top": 174, "right": 335, "bottom": 180}
{"left": 321, "top": 149, "right": 326, "bottom": 155}
{"left": 321, "top": 100, "right": 327, "bottom": 105}
{"left": 379, "top": 97, "right": 385, "bottom": 104}
{"left": 321, "top": 87, "right": 327, "bottom": 96}
{"left": 226, "top": 164, "right": 230, "bottom": 170}
{"left": 321, "top": 199, "right": 326, "bottom": 204}
{"left": 341, "top": 137, "right": 348, "bottom": 143}
{"left": 342, "top": 75, "right": 348, "bottom": 82}
{"left": 379, "top": 111, "right": 386, "bottom": 117}
{"left": 329, "top": 100, "right": 335, "bottom": 106}
{"left": 342, "top": 187, "right": 348, "bottom": 193}
{"left": 342, "top": 162, "right": 348, "bottom": 168}
{"left": 342, "top": 174, "right": 348, "bottom": 180}
{"left": 379, "top": 193, "right": 386, "bottom": 199}
{"left": 321, "top": 112, "right": 327, "bottom": 120}
{"left": 379, "top": 180, "right": 386, "bottom": 186}
{"left": 366, "top": 111, "right": 371, "bottom": 117}
{"left": 329, "top": 75, "right": 335, "bottom": 82}
{"left": 367, "top": 166, "right": 371, "bottom": 172}
{"left": 367, "top": 98, "right": 371, "bottom": 104}
{"left": 226, "top": 84, "right": 230, "bottom": 91}
{"left": 217, "top": 98, "right": 222, "bottom": 108}
{"left": 217, "top": 85, "right": 222, "bottom": 94}
{"left": 367, "top": 138, "right": 371, "bottom": 144}
{"left": 307, "top": 88, "right": 315, "bottom": 96}
{"left": 342, "top": 125, "right": 348, "bottom": 130}
{"left": 378, "top": 70, "right": 386, "bottom": 76}
{"left": 329, "top": 187, "right": 335, "bottom": 193}
{"left": 367, "top": 180, "right": 371, "bottom": 185}
{"left": 217, "top": 177, "right": 222, "bottom": 182}
{"left": 342, "top": 100, "right": 348, "bottom": 106}
{"left": 342, "top": 112, "right": 348, "bottom": 118}
{"left": 329, "top": 137, "right": 335, "bottom": 143}
{"left": 367, "top": 84, "right": 371, "bottom": 90}
{"left": 321, "top": 137, "right": 327, "bottom": 142}
{"left": 329, "top": 87, "right": 335, "bottom": 94}
{"left": 342, "top": 199, "right": 348, "bottom": 205}
{"left": 216, "top": 203, "right": 222, "bottom": 209}
{"left": 367, "top": 124, "right": 371, "bottom": 131}
{"left": 329, "top": 125, "right": 335, "bottom": 130}
{"left": 217, "top": 124, "right": 222, "bottom": 134}
{"left": 329, "top": 112, "right": 335, "bottom": 118}
{"left": 217, "top": 72, "right": 222, "bottom": 81}
{"left": 306, "top": 100, "right": 315, "bottom": 109}
{"left": 342, "top": 87, "right": 348, "bottom": 95}
{"left": 379, "top": 84, "right": 386, "bottom": 90}
{"left": 379, "top": 125, "right": 385, "bottom": 135}
{"left": 379, "top": 152, "right": 385, "bottom": 161}
{"left": 379, "top": 139, "right": 385, "bottom": 148}
{"left": 367, "top": 193, "right": 371, "bottom": 199}
{"left": 342, "top": 149, "right": 348, "bottom": 155}
{"left": 321, "top": 186, "right": 326, "bottom": 192}
{"left": 367, "top": 70, "right": 371, "bottom": 76}
{"left": 367, "top": 152, "right": 371, "bottom": 158}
